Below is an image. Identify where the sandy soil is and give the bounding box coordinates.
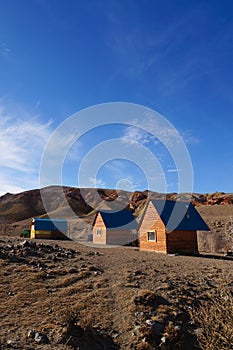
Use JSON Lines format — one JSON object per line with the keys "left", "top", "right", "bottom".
{"left": 0, "top": 237, "right": 232, "bottom": 350}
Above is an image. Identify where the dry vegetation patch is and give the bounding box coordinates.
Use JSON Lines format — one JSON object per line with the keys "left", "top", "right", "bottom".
{"left": 191, "top": 286, "right": 233, "bottom": 350}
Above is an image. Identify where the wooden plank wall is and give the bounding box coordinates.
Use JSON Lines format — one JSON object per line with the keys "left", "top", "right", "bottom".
{"left": 106, "top": 230, "right": 135, "bottom": 245}
{"left": 167, "top": 230, "right": 198, "bottom": 253}
{"left": 139, "top": 201, "right": 167, "bottom": 252}
{"left": 31, "top": 230, "right": 67, "bottom": 239}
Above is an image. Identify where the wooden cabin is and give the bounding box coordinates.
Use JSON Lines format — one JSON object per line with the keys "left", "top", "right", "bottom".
{"left": 30, "top": 218, "right": 68, "bottom": 239}
{"left": 93, "top": 210, "right": 138, "bottom": 245}
{"left": 139, "top": 200, "right": 209, "bottom": 254}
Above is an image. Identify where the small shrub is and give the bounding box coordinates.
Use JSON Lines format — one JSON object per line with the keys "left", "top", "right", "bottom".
{"left": 60, "top": 308, "right": 80, "bottom": 331}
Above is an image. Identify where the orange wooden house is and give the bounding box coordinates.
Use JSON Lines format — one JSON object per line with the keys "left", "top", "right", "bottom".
{"left": 139, "top": 199, "right": 209, "bottom": 254}
{"left": 93, "top": 209, "right": 138, "bottom": 245}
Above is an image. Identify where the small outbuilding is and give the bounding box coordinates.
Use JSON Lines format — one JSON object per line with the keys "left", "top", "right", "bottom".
{"left": 93, "top": 210, "right": 138, "bottom": 245}
{"left": 30, "top": 218, "right": 68, "bottom": 239}
{"left": 139, "top": 199, "right": 209, "bottom": 254}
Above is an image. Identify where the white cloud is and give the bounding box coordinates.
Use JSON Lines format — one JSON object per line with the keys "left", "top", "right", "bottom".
{"left": 122, "top": 126, "right": 150, "bottom": 145}
{"left": 0, "top": 178, "right": 27, "bottom": 196}
{"left": 167, "top": 169, "right": 182, "bottom": 173}
{"left": 0, "top": 115, "right": 51, "bottom": 172}
{"left": 88, "top": 177, "right": 106, "bottom": 188}
{"left": 66, "top": 140, "right": 83, "bottom": 162}
{"left": 0, "top": 173, "right": 27, "bottom": 196}
{"left": 103, "top": 160, "right": 147, "bottom": 192}
{"left": 122, "top": 121, "right": 199, "bottom": 148}
{"left": 115, "top": 176, "right": 142, "bottom": 192}
{"left": 0, "top": 99, "right": 52, "bottom": 195}
{"left": 121, "top": 123, "right": 180, "bottom": 147}
{"left": 181, "top": 131, "right": 199, "bottom": 145}
{"left": 105, "top": 159, "right": 129, "bottom": 172}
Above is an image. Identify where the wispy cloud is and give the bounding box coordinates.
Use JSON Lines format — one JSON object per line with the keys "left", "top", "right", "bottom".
{"left": 35, "top": 100, "right": 40, "bottom": 109}
{"left": 0, "top": 42, "right": 12, "bottom": 57}
{"left": 119, "top": 121, "right": 194, "bottom": 193}
{"left": 181, "top": 131, "right": 199, "bottom": 145}
{"left": 88, "top": 177, "right": 106, "bottom": 188}
{"left": 121, "top": 123, "right": 177, "bottom": 147}
{"left": 122, "top": 124, "right": 199, "bottom": 147}
{"left": 66, "top": 140, "right": 83, "bottom": 162}
{"left": 103, "top": 160, "right": 147, "bottom": 191}
{"left": 105, "top": 4, "right": 198, "bottom": 79}
{"left": 0, "top": 99, "right": 52, "bottom": 195}
{"left": 0, "top": 173, "right": 27, "bottom": 196}
{"left": 122, "top": 126, "right": 150, "bottom": 145}
{"left": 167, "top": 169, "right": 182, "bottom": 173}
{"left": 115, "top": 176, "right": 142, "bottom": 191}
{"left": 105, "top": 2, "right": 231, "bottom": 100}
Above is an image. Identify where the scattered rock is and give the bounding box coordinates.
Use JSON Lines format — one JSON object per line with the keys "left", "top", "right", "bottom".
{"left": 159, "top": 335, "right": 167, "bottom": 346}
{"left": 27, "top": 329, "right": 35, "bottom": 338}
{"left": 146, "top": 320, "right": 164, "bottom": 334}
{"left": 20, "top": 240, "right": 33, "bottom": 248}
{"left": 34, "top": 331, "right": 49, "bottom": 344}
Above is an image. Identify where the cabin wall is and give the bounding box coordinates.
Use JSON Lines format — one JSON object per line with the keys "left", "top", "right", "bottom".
{"left": 30, "top": 229, "right": 66, "bottom": 239}
{"left": 139, "top": 202, "right": 167, "bottom": 252}
{"left": 106, "top": 229, "right": 137, "bottom": 245}
{"left": 93, "top": 213, "right": 106, "bottom": 244}
{"left": 167, "top": 230, "right": 198, "bottom": 253}
{"left": 30, "top": 228, "right": 36, "bottom": 239}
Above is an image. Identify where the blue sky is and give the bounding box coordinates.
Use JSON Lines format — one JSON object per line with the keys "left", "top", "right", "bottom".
{"left": 0, "top": 0, "right": 233, "bottom": 195}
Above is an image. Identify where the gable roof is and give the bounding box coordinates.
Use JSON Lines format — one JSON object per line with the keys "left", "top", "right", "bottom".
{"left": 96, "top": 210, "right": 138, "bottom": 230}
{"left": 33, "top": 218, "right": 68, "bottom": 231}
{"left": 150, "top": 199, "right": 209, "bottom": 231}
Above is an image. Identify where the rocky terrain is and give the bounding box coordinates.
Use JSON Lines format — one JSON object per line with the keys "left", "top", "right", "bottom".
{"left": 0, "top": 187, "right": 233, "bottom": 252}
{"left": 0, "top": 238, "right": 232, "bottom": 349}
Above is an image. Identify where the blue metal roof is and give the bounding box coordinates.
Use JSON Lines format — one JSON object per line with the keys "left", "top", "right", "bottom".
{"left": 34, "top": 218, "right": 68, "bottom": 231}
{"left": 150, "top": 200, "right": 209, "bottom": 231}
{"left": 98, "top": 210, "right": 138, "bottom": 230}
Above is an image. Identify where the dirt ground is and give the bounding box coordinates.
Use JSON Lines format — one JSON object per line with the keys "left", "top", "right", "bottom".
{"left": 0, "top": 237, "right": 232, "bottom": 350}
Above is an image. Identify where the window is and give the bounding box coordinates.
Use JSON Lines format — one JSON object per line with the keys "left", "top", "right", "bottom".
{"left": 97, "top": 228, "right": 102, "bottom": 237}
{"left": 147, "top": 230, "right": 157, "bottom": 242}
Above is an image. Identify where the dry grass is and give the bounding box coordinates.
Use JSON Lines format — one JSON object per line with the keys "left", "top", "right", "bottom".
{"left": 191, "top": 287, "right": 233, "bottom": 350}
